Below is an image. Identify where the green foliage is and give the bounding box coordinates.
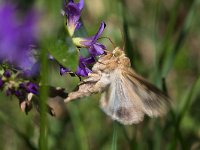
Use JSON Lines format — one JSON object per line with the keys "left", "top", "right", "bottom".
{"left": 47, "top": 38, "right": 78, "bottom": 71}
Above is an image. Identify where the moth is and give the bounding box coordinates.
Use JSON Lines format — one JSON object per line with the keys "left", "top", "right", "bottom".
{"left": 64, "top": 47, "right": 170, "bottom": 125}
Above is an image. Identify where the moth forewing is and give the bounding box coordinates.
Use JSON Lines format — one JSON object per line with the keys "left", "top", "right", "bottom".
{"left": 122, "top": 68, "right": 170, "bottom": 118}
{"left": 100, "top": 69, "right": 145, "bottom": 125}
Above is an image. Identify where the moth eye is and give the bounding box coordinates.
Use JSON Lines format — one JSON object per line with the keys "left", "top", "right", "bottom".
{"left": 113, "top": 47, "right": 123, "bottom": 57}
{"left": 113, "top": 50, "right": 122, "bottom": 57}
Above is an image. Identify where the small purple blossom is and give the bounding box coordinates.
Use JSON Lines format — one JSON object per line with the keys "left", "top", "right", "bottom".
{"left": 15, "top": 90, "right": 26, "bottom": 100}
{"left": 0, "top": 2, "right": 38, "bottom": 73}
{"left": 15, "top": 90, "right": 23, "bottom": 98}
{"left": 19, "top": 82, "right": 39, "bottom": 95}
{"left": 0, "top": 77, "right": 3, "bottom": 88}
{"left": 60, "top": 65, "right": 71, "bottom": 76}
{"left": 3, "top": 70, "right": 11, "bottom": 78}
{"left": 65, "top": 0, "right": 84, "bottom": 36}
{"left": 60, "top": 56, "right": 95, "bottom": 77}
{"left": 6, "top": 88, "right": 14, "bottom": 96}
{"left": 75, "top": 56, "right": 95, "bottom": 77}
{"left": 73, "top": 22, "right": 106, "bottom": 56}
{"left": 26, "top": 82, "right": 39, "bottom": 95}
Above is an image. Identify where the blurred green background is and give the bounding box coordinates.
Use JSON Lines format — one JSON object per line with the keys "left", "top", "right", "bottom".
{"left": 0, "top": 0, "right": 200, "bottom": 149}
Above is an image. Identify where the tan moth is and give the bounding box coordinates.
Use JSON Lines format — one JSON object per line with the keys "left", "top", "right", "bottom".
{"left": 64, "top": 47, "right": 170, "bottom": 125}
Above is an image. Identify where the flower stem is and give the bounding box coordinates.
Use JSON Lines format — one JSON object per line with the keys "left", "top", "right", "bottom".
{"left": 111, "top": 121, "right": 118, "bottom": 150}
{"left": 39, "top": 46, "right": 49, "bottom": 150}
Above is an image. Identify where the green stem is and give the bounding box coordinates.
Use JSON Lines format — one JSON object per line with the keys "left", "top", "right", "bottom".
{"left": 39, "top": 46, "right": 49, "bottom": 150}
{"left": 111, "top": 122, "right": 118, "bottom": 150}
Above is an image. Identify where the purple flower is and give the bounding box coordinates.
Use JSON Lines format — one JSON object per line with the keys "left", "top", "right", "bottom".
{"left": 73, "top": 22, "right": 106, "bottom": 56}
{"left": 0, "top": 2, "right": 38, "bottom": 74}
{"left": 0, "top": 77, "right": 4, "bottom": 88}
{"left": 20, "top": 82, "right": 39, "bottom": 95}
{"left": 60, "top": 65, "right": 71, "bottom": 76}
{"left": 6, "top": 88, "right": 14, "bottom": 96}
{"left": 22, "top": 62, "right": 40, "bottom": 77}
{"left": 65, "top": 0, "right": 84, "bottom": 36}
{"left": 75, "top": 56, "right": 95, "bottom": 77}
{"left": 15, "top": 90, "right": 22, "bottom": 97}
{"left": 60, "top": 56, "right": 95, "bottom": 77}
{"left": 15, "top": 90, "right": 26, "bottom": 100}
{"left": 25, "top": 82, "right": 39, "bottom": 95}
{"left": 3, "top": 70, "right": 11, "bottom": 78}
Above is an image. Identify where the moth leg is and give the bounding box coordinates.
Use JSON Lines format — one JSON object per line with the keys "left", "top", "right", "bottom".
{"left": 86, "top": 72, "right": 110, "bottom": 94}
{"left": 64, "top": 81, "right": 97, "bottom": 102}
{"left": 64, "top": 72, "right": 102, "bottom": 102}
{"left": 64, "top": 73, "right": 110, "bottom": 103}
{"left": 83, "top": 72, "right": 101, "bottom": 82}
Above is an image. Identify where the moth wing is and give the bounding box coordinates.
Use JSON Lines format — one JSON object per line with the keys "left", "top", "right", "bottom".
{"left": 123, "top": 69, "right": 170, "bottom": 117}
{"left": 100, "top": 70, "right": 145, "bottom": 125}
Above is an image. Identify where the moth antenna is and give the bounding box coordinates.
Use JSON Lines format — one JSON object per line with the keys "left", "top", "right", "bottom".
{"left": 120, "top": 29, "right": 125, "bottom": 51}
{"left": 98, "top": 37, "right": 116, "bottom": 49}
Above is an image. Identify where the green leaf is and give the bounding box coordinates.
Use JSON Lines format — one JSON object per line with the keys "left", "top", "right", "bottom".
{"left": 47, "top": 38, "right": 79, "bottom": 71}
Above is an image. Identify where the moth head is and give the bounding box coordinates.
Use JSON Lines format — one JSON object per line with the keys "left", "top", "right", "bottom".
{"left": 113, "top": 47, "right": 124, "bottom": 57}
{"left": 112, "top": 47, "right": 131, "bottom": 67}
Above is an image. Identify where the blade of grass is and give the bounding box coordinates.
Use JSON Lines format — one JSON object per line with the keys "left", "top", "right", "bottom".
{"left": 158, "top": 0, "right": 182, "bottom": 71}
{"left": 111, "top": 122, "right": 118, "bottom": 150}
{"left": 161, "top": 0, "right": 199, "bottom": 77}
{"left": 67, "top": 103, "right": 89, "bottom": 150}
{"left": 177, "top": 76, "right": 200, "bottom": 126}
{"left": 154, "top": 0, "right": 182, "bottom": 88}
{"left": 0, "top": 111, "right": 37, "bottom": 150}
{"left": 153, "top": 121, "right": 162, "bottom": 150}
{"left": 121, "top": 126, "right": 133, "bottom": 148}
{"left": 168, "top": 75, "right": 200, "bottom": 150}
{"left": 156, "top": 0, "right": 199, "bottom": 149}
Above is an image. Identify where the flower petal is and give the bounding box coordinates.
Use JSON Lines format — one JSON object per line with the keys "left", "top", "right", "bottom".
{"left": 0, "top": 77, "right": 3, "bottom": 88}
{"left": 75, "top": 22, "right": 82, "bottom": 31}
{"left": 76, "top": 65, "right": 92, "bottom": 77}
{"left": 82, "top": 56, "right": 96, "bottom": 64}
{"left": 66, "top": 3, "right": 81, "bottom": 22}
{"left": 75, "top": 56, "right": 93, "bottom": 77}
{"left": 3, "top": 70, "right": 11, "bottom": 78}
{"left": 77, "top": 0, "right": 84, "bottom": 10}
{"left": 88, "top": 43, "right": 106, "bottom": 56}
{"left": 65, "top": 0, "right": 84, "bottom": 36}
{"left": 6, "top": 88, "right": 14, "bottom": 96}
{"left": 91, "top": 22, "right": 106, "bottom": 43}
{"left": 60, "top": 65, "right": 70, "bottom": 76}
{"left": 0, "top": 2, "right": 38, "bottom": 74}
{"left": 77, "top": 22, "right": 106, "bottom": 47}
{"left": 26, "top": 82, "right": 39, "bottom": 95}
